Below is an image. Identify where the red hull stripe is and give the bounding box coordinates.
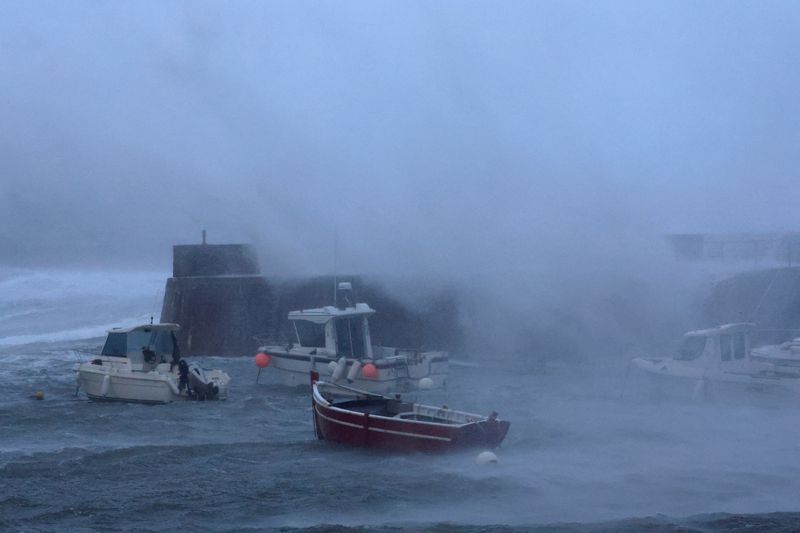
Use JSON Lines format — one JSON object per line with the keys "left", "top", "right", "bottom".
{"left": 315, "top": 407, "right": 452, "bottom": 442}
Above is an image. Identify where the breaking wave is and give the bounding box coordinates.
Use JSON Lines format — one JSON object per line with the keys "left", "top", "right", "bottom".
{"left": 0, "top": 268, "right": 165, "bottom": 346}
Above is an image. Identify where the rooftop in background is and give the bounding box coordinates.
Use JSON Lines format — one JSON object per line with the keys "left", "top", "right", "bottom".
{"left": 666, "top": 233, "right": 800, "bottom": 265}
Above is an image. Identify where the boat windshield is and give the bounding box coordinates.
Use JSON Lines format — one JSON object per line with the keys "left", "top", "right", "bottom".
{"left": 101, "top": 328, "right": 178, "bottom": 358}
{"left": 720, "top": 334, "right": 732, "bottom": 361}
{"left": 295, "top": 321, "right": 326, "bottom": 347}
{"left": 676, "top": 335, "right": 706, "bottom": 360}
{"left": 335, "top": 317, "right": 365, "bottom": 358}
{"left": 733, "top": 332, "right": 747, "bottom": 359}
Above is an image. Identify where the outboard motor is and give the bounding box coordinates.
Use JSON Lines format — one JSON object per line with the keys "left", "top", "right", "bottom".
{"left": 187, "top": 362, "right": 220, "bottom": 400}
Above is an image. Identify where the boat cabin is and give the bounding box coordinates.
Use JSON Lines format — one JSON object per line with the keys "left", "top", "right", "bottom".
{"left": 288, "top": 303, "right": 375, "bottom": 359}
{"left": 674, "top": 322, "right": 754, "bottom": 368}
{"left": 101, "top": 323, "right": 181, "bottom": 365}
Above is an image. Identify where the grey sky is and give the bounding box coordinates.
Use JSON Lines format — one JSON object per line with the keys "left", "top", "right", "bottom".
{"left": 1, "top": 1, "right": 799, "bottom": 273}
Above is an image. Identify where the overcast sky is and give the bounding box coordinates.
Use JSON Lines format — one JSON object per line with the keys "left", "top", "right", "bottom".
{"left": 1, "top": 1, "right": 799, "bottom": 274}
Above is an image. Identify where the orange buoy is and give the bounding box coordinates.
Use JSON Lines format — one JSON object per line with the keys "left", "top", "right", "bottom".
{"left": 361, "top": 362, "right": 378, "bottom": 379}
{"left": 255, "top": 352, "right": 271, "bottom": 368}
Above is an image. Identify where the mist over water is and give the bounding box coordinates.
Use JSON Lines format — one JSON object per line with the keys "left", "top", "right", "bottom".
{"left": 3, "top": 1, "right": 800, "bottom": 530}
{"left": 2, "top": 270, "right": 800, "bottom": 531}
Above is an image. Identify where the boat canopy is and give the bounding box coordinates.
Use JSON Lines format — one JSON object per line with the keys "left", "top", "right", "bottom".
{"left": 101, "top": 323, "right": 181, "bottom": 358}
{"left": 288, "top": 304, "right": 376, "bottom": 324}
{"left": 676, "top": 322, "right": 753, "bottom": 362}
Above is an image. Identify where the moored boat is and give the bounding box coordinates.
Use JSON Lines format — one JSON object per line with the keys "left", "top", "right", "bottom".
{"left": 631, "top": 322, "right": 800, "bottom": 399}
{"left": 76, "top": 323, "right": 230, "bottom": 403}
{"left": 311, "top": 375, "right": 510, "bottom": 452}
{"left": 751, "top": 337, "right": 800, "bottom": 378}
{"left": 256, "top": 282, "right": 448, "bottom": 393}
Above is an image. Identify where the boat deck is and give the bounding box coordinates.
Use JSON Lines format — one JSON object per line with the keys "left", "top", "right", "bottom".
{"left": 330, "top": 398, "right": 464, "bottom": 424}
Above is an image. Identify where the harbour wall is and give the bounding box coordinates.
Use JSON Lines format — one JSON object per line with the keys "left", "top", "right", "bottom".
{"left": 160, "top": 241, "right": 461, "bottom": 356}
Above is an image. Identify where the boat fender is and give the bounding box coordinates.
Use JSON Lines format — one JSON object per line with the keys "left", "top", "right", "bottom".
{"left": 101, "top": 374, "right": 111, "bottom": 397}
{"left": 168, "top": 378, "right": 181, "bottom": 397}
{"left": 361, "top": 362, "right": 378, "bottom": 379}
{"left": 327, "top": 361, "right": 338, "bottom": 375}
{"left": 346, "top": 361, "right": 362, "bottom": 383}
{"left": 691, "top": 379, "right": 707, "bottom": 401}
{"left": 332, "top": 357, "right": 348, "bottom": 382}
{"left": 476, "top": 451, "right": 498, "bottom": 465}
{"left": 187, "top": 363, "right": 219, "bottom": 400}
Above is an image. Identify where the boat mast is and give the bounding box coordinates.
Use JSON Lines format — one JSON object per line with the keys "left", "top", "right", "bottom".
{"left": 333, "top": 226, "right": 338, "bottom": 307}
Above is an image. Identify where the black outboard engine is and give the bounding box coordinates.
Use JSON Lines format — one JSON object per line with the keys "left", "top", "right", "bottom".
{"left": 177, "top": 359, "right": 219, "bottom": 400}
{"left": 187, "top": 363, "right": 219, "bottom": 400}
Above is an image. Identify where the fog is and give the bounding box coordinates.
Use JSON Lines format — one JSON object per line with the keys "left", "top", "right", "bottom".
{"left": 4, "top": 2, "right": 799, "bottom": 349}
{"left": 3, "top": 1, "right": 799, "bottom": 269}
{"left": 2, "top": 3, "right": 800, "bottom": 528}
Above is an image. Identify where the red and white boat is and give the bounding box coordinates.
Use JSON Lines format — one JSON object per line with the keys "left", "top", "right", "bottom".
{"left": 311, "top": 376, "right": 510, "bottom": 452}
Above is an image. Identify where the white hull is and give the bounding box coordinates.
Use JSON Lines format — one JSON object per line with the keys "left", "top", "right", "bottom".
{"left": 79, "top": 367, "right": 178, "bottom": 403}
{"left": 632, "top": 357, "right": 800, "bottom": 399}
{"left": 266, "top": 351, "right": 448, "bottom": 394}
{"left": 751, "top": 344, "right": 800, "bottom": 378}
{"left": 77, "top": 363, "right": 230, "bottom": 404}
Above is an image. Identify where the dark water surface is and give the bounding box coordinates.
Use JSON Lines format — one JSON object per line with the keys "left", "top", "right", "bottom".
{"left": 2, "top": 269, "right": 800, "bottom": 531}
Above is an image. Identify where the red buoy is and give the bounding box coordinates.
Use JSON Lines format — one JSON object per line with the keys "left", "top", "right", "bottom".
{"left": 255, "top": 352, "right": 271, "bottom": 368}
{"left": 361, "top": 362, "right": 378, "bottom": 379}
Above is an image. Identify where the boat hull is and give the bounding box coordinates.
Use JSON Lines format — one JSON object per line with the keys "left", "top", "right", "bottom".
{"left": 312, "top": 390, "right": 509, "bottom": 453}
{"left": 266, "top": 349, "right": 448, "bottom": 393}
{"left": 78, "top": 367, "right": 178, "bottom": 404}
{"left": 77, "top": 365, "right": 230, "bottom": 404}
{"left": 631, "top": 357, "right": 800, "bottom": 400}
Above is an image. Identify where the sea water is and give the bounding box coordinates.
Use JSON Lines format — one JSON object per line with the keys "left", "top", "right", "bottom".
{"left": 2, "top": 268, "right": 800, "bottom": 531}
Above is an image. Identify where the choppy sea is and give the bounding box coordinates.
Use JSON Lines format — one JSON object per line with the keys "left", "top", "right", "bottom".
{"left": 2, "top": 268, "right": 800, "bottom": 532}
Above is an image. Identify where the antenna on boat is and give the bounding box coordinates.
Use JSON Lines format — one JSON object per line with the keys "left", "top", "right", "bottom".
{"left": 750, "top": 267, "right": 782, "bottom": 323}
{"left": 150, "top": 287, "right": 161, "bottom": 326}
{"left": 333, "top": 225, "right": 338, "bottom": 307}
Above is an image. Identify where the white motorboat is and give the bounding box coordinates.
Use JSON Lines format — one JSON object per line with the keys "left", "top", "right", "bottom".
{"left": 256, "top": 284, "right": 448, "bottom": 393}
{"left": 751, "top": 338, "right": 800, "bottom": 378}
{"left": 631, "top": 322, "right": 800, "bottom": 398}
{"left": 76, "top": 323, "right": 230, "bottom": 403}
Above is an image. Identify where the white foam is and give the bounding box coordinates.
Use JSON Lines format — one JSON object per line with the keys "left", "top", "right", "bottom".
{"left": 0, "top": 268, "right": 165, "bottom": 301}
{"left": 0, "top": 315, "right": 153, "bottom": 347}
{"left": 0, "top": 268, "right": 167, "bottom": 346}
